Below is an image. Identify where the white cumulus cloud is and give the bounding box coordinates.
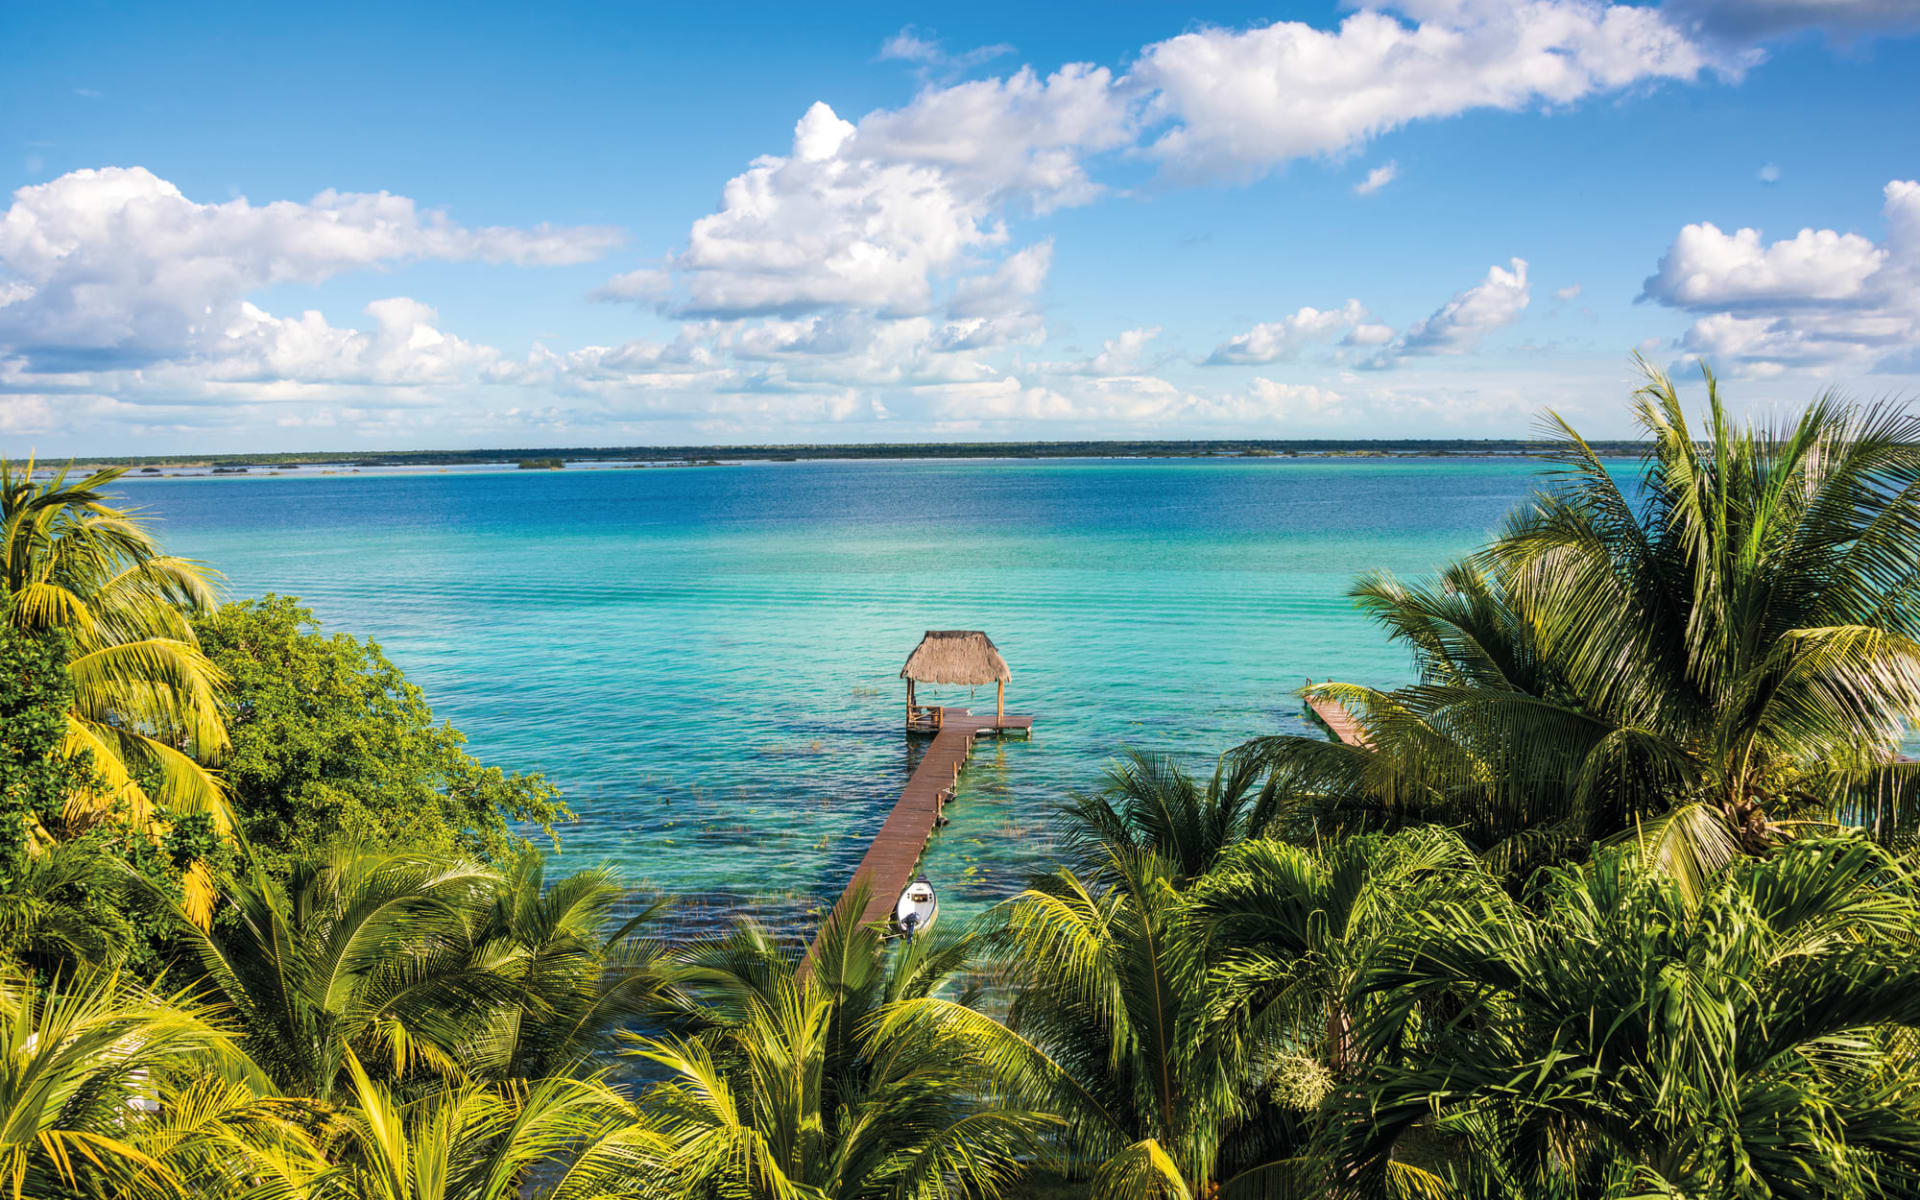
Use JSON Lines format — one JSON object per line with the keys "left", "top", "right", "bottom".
{"left": 1395, "top": 257, "right": 1533, "bottom": 356}
{"left": 664, "top": 66, "right": 1130, "bottom": 321}
{"left": 0, "top": 166, "right": 621, "bottom": 370}
{"left": 1133, "top": 2, "right": 1718, "bottom": 179}
{"left": 1206, "top": 300, "right": 1369, "bottom": 365}
{"left": 1644, "top": 179, "right": 1920, "bottom": 373}
{"left": 202, "top": 297, "right": 508, "bottom": 387}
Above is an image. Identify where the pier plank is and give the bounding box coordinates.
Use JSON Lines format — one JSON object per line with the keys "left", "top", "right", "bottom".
{"left": 1304, "top": 684, "right": 1372, "bottom": 749}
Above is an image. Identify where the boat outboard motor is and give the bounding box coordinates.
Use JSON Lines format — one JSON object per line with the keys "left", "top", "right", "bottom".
{"left": 900, "top": 911, "right": 919, "bottom": 940}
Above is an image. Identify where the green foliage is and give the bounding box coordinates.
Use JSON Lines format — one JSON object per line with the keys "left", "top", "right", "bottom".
{"left": 0, "top": 457, "right": 229, "bottom": 838}
{"left": 1059, "top": 748, "right": 1282, "bottom": 886}
{"left": 0, "top": 625, "right": 81, "bottom": 881}
{"left": 179, "top": 847, "right": 671, "bottom": 1103}
{"left": 916, "top": 795, "right": 1495, "bottom": 1200}
{"left": 0, "top": 964, "right": 257, "bottom": 1199}
{"left": 1340, "top": 836, "right": 1920, "bottom": 1198}
{"left": 320, "top": 1056, "right": 634, "bottom": 1200}
{"left": 1246, "top": 364, "right": 1920, "bottom": 886}
{"left": 619, "top": 896, "right": 1054, "bottom": 1200}
{"left": 0, "top": 627, "right": 191, "bottom": 979}
{"left": 0, "top": 840, "right": 136, "bottom": 975}
{"left": 194, "top": 596, "right": 567, "bottom": 878}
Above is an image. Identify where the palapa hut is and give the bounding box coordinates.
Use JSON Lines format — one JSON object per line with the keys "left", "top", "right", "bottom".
{"left": 900, "top": 630, "right": 1011, "bottom": 731}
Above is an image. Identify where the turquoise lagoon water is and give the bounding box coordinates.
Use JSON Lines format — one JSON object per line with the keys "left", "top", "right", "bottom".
{"left": 112, "top": 458, "right": 1550, "bottom": 930}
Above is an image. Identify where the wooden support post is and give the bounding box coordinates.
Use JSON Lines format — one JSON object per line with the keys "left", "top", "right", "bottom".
{"left": 906, "top": 680, "right": 913, "bottom": 726}
{"left": 996, "top": 679, "right": 1005, "bottom": 722}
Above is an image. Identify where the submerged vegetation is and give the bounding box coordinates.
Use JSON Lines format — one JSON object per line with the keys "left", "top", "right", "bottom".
{"left": 6, "top": 366, "right": 1920, "bottom": 1198}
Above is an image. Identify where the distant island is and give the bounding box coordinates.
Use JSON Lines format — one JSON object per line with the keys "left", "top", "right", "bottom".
{"left": 68, "top": 438, "right": 1647, "bottom": 472}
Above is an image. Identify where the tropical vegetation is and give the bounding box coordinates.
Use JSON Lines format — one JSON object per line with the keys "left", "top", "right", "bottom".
{"left": 4, "top": 368, "right": 1920, "bottom": 1199}
{"left": 193, "top": 595, "right": 565, "bottom": 882}
{"left": 1248, "top": 366, "right": 1920, "bottom": 888}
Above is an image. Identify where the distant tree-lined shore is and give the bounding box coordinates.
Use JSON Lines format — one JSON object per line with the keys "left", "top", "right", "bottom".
{"left": 70, "top": 437, "right": 1648, "bottom": 471}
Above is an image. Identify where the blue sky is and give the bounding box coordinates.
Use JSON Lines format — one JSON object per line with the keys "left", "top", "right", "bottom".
{"left": 3, "top": 0, "right": 1918, "bottom": 453}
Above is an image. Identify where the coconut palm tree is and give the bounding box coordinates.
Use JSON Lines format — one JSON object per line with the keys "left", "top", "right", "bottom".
{"left": 620, "top": 898, "right": 1053, "bottom": 1200}
{"left": 180, "top": 849, "right": 510, "bottom": 1103}
{"left": 123, "top": 1076, "right": 328, "bottom": 1200}
{"left": 1060, "top": 749, "right": 1282, "bottom": 886}
{"left": 314, "top": 1053, "right": 632, "bottom": 1200}
{"left": 882, "top": 846, "right": 1286, "bottom": 1200}
{"left": 0, "top": 460, "right": 228, "bottom": 922}
{"left": 458, "top": 857, "right": 677, "bottom": 1083}
{"left": 1188, "top": 826, "right": 1493, "bottom": 1085}
{"left": 0, "top": 965, "right": 254, "bottom": 1199}
{"left": 0, "top": 838, "right": 139, "bottom": 974}
{"left": 1245, "top": 365, "right": 1920, "bottom": 886}
{"left": 1338, "top": 836, "right": 1920, "bottom": 1198}
{"left": 0, "top": 460, "right": 226, "bottom": 820}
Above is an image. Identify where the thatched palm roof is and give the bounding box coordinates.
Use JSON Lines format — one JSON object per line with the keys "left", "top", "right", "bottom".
{"left": 899, "top": 630, "right": 1011, "bottom": 686}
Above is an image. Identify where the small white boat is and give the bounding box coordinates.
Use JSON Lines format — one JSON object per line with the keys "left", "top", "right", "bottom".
{"left": 895, "top": 875, "right": 938, "bottom": 938}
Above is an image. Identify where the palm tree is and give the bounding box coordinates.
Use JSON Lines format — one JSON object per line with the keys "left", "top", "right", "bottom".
{"left": 0, "top": 460, "right": 228, "bottom": 922}
{"left": 459, "top": 856, "right": 676, "bottom": 1082}
{"left": 0, "top": 838, "right": 139, "bottom": 974}
{"left": 1245, "top": 365, "right": 1920, "bottom": 885}
{"left": 124, "top": 1077, "right": 328, "bottom": 1200}
{"left": 0, "top": 965, "right": 250, "bottom": 1199}
{"left": 620, "top": 897, "right": 1053, "bottom": 1200}
{"left": 1188, "top": 826, "right": 1492, "bottom": 1086}
{"left": 1060, "top": 749, "right": 1282, "bottom": 886}
{"left": 886, "top": 846, "right": 1279, "bottom": 1200}
{"left": 315, "top": 1053, "right": 632, "bottom": 1200}
{"left": 1338, "top": 837, "right": 1920, "bottom": 1197}
{"left": 181, "top": 849, "right": 510, "bottom": 1102}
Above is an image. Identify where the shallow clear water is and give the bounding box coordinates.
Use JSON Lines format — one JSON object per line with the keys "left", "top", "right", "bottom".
{"left": 114, "top": 458, "right": 1549, "bottom": 930}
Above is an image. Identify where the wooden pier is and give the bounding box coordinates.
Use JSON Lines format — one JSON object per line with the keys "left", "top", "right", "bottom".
{"left": 803, "top": 706, "right": 1032, "bottom": 970}
{"left": 1304, "top": 681, "right": 1372, "bottom": 749}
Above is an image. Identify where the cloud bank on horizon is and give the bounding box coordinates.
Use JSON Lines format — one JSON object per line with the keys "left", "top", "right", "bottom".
{"left": 2, "top": 0, "right": 1917, "bottom": 452}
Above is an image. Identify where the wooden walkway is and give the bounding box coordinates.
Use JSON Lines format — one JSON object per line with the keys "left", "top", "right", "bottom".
{"left": 1304, "top": 682, "right": 1372, "bottom": 749}
{"left": 803, "top": 707, "right": 1033, "bottom": 971}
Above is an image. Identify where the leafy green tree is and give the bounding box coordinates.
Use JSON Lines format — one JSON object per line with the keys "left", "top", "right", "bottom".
{"left": 0, "top": 626, "right": 84, "bottom": 880}
{"left": 1341, "top": 837, "right": 1920, "bottom": 1198}
{"left": 1247, "top": 367, "right": 1920, "bottom": 886}
{"left": 0, "top": 625, "right": 208, "bottom": 979}
{"left": 194, "top": 596, "right": 565, "bottom": 878}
